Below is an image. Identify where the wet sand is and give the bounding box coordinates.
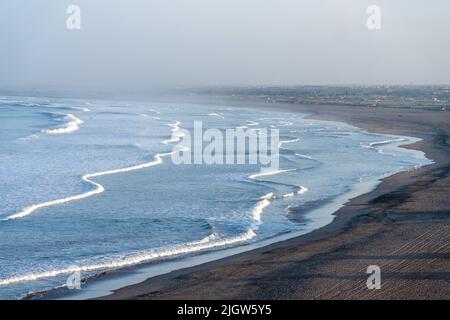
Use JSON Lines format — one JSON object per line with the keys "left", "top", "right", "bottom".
{"left": 93, "top": 101, "right": 450, "bottom": 300}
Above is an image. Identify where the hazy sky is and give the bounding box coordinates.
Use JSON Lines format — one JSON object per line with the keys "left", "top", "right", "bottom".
{"left": 1, "top": 0, "right": 449, "bottom": 89}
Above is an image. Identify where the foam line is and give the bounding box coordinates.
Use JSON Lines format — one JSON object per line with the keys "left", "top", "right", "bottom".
{"left": 41, "top": 114, "right": 83, "bottom": 135}
{"left": 162, "top": 121, "right": 185, "bottom": 145}
{"left": 297, "top": 186, "right": 308, "bottom": 194}
{"left": 208, "top": 113, "right": 225, "bottom": 119}
{"left": 278, "top": 138, "right": 300, "bottom": 149}
{"left": 368, "top": 138, "right": 406, "bottom": 148}
{"left": 280, "top": 192, "right": 294, "bottom": 198}
{"left": 295, "top": 153, "right": 313, "bottom": 160}
{"left": 0, "top": 192, "right": 274, "bottom": 286}
{"left": 246, "top": 120, "right": 259, "bottom": 126}
{"left": 0, "top": 229, "right": 257, "bottom": 286}
{"left": 1, "top": 121, "right": 185, "bottom": 222}
{"left": 264, "top": 186, "right": 308, "bottom": 200}
{"left": 250, "top": 193, "right": 272, "bottom": 222}
{"left": 248, "top": 168, "right": 296, "bottom": 180}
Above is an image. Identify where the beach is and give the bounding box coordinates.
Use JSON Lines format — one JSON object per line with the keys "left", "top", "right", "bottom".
{"left": 93, "top": 101, "right": 450, "bottom": 300}
{"left": 3, "top": 0, "right": 450, "bottom": 304}
{"left": 7, "top": 96, "right": 430, "bottom": 300}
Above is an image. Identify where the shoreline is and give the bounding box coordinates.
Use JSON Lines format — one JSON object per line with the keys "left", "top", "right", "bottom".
{"left": 35, "top": 99, "right": 450, "bottom": 300}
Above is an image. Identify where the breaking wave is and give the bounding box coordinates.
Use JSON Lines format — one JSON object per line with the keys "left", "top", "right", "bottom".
{"left": 1, "top": 120, "right": 186, "bottom": 221}
{"left": 41, "top": 114, "right": 83, "bottom": 135}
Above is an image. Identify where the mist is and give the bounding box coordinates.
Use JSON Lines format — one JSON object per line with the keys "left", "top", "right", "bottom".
{"left": 1, "top": 0, "right": 449, "bottom": 90}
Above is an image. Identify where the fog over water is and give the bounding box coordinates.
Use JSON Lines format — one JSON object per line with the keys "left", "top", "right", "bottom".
{"left": 1, "top": 0, "right": 449, "bottom": 89}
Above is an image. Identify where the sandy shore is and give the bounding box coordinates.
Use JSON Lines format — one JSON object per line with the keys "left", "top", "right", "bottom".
{"left": 35, "top": 100, "right": 449, "bottom": 300}
{"left": 88, "top": 101, "right": 449, "bottom": 300}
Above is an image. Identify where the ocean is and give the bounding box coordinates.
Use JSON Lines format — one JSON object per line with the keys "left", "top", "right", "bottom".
{"left": 0, "top": 96, "right": 432, "bottom": 299}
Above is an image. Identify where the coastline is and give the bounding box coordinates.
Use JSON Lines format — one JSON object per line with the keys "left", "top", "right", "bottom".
{"left": 38, "top": 99, "right": 450, "bottom": 300}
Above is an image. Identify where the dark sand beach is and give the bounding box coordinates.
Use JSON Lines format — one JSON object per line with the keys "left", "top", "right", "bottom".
{"left": 94, "top": 101, "right": 450, "bottom": 300}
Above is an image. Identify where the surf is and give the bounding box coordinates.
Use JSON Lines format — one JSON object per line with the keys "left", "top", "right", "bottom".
{"left": 0, "top": 120, "right": 185, "bottom": 221}
{"left": 0, "top": 192, "right": 273, "bottom": 286}
{"left": 41, "top": 114, "right": 83, "bottom": 135}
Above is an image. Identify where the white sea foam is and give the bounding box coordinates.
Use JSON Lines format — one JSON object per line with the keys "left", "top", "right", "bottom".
{"left": 266, "top": 186, "right": 308, "bottom": 200}
{"left": 368, "top": 138, "right": 406, "bottom": 148}
{"left": 162, "top": 121, "right": 186, "bottom": 145}
{"left": 361, "top": 138, "right": 407, "bottom": 150}
{"left": 297, "top": 186, "right": 308, "bottom": 194}
{"left": 278, "top": 138, "right": 300, "bottom": 149}
{"left": 250, "top": 193, "right": 273, "bottom": 222}
{"left": 83, "top": 103, "right": 91, "bottom": 111}
{"left": 295, "top": 153, "right": 313, "bottom": 160}
{"left": 41, "top": 114, "right": 83, "bottom": 135}
{"left": 1, "top": 121, "right": 186, "bottom": 221}
{"left": 0, "top": 153, "right": 170, "bottom": 221}
{"left": 280, "top": 192, "right": 294, "bottom": 198}
{"left": 248, "top": 168, "right": 296, "bottom": 179}
{"left": 208, "top": 112, "right": 225, "bottom": 119}
{"left": 0, "top": 229, "right": 258, "bottom": 286}
{"left": 0, "top": 194, "right": 272, "bottom": 286}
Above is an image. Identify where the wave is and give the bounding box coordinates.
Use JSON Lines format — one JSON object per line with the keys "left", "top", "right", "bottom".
{"left": 268, "top": 120, "right": 293, "bottom": 128}
{"left": 248, "top": 168, "right": 297, "bottom": 180}
{"left": 297, "top": 186, "right": 308, "bottom": 194}
{"left": 1, "top": 117, "right": 273, "bottom": 286}
{"left": 41, "top": 114, "right": 83, "bottom": 135}
{"left": 295, "top": 153, "right": 313, "bottom": 160}
{"left": 0, "top": 192, "right": 274, "bottom": 287}
{"left": 279, "top": 192, "right": 294, "bottom": 198}
{"left": 251, "top": 193, "right": 273, "bottom": 222}
{"left": 263, "top": 186, "right": 308, "bottom": 200}
{"left": 208, "top": 113, "right": 225, "bottom": 119}
{"left": 0, "top": 229, "right": 257, "bottom": 287}
{"left": 278, "top": 138, "right": 300, "bottom": 149}
{"left": 368, "top": 138, "right": 407, "bottom": 148}
{"left": 246, "top": 120, "right": 259, "bottom": 126}
{"left": 1, "top": 121, "right": 187, "bottom": 222}
{"left": 0, "top": 153, "right": 169, "bottom": 221}
{"left": 162, "top": 121, "right": 187, "bottom": 146}
{"left": 82, "top": 103, "right": 91, "bottom": 112}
